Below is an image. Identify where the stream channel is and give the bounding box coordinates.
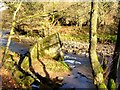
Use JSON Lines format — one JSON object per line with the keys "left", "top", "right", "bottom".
{"left": 0, "top": 30, "right": 96, "bottom": 89}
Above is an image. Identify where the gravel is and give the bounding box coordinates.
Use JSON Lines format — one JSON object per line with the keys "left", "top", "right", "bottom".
{"left": 61, "top": 40, "right": 115, "bottom": 57}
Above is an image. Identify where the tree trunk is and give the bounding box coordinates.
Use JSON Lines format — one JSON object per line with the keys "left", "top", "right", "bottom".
{"left": 2, "top": 1, "right": 23, "bottom": 63}
{"left": 89, "top": 0, "right": 107, "bottom": 89}
{"left": 108, "top": 19, "right": 120, "bottom": 89}
{"left": 107, "top": 2, "right": 120, "bottom": 89}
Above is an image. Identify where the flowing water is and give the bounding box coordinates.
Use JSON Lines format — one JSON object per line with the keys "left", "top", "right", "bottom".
{"left": 61, "top": 53, "right": 95, "bottom": 88}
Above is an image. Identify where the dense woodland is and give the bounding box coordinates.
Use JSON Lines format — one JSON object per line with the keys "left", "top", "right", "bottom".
{"left": 0, "top": 1, "right": 120, "bottom": 89}
{"left": 1, "top": 2, "right": 119, "bottom": 40}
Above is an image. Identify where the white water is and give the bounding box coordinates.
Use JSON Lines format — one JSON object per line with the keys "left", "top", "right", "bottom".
{"left": 64, "top": 60, "right": 81, "bottom": 65}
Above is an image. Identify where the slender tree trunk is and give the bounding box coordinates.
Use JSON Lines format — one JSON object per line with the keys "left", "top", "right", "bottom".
{"left": 107, "top": 2, "right": 120, "bottom": 89}
{"left": 2, "top": 1, "right": 23, "bottom": 64}
{"left": 89, "top": 0, "right": 107, "bottom": 89}
{"left": 108, "top": 19, "right": 120, "bottom": 89}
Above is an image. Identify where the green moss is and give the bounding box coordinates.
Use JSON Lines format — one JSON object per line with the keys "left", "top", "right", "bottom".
{"left": 14, "top": 70, "right": 34, "bottom": 88}
{"left": 108, "top": 79, "right": 116, "bottom": 90}
{"left": 21, "top": 56, "right": 30, "bottom": 71}
{"left": 60, "top": 33, "right": 116, "bottom": 43}
{"left": 13, "top": 70, "right": 24, "bottom": 86}
{"left": 60, "top": 34, "right": 89, "bottom": 42}
{"left": 98, "top": 34, "right": 117, "bottom": 43}
{"left": 29, "top": 43, "right": 38, "bottom": 59}
{"left": 99, "top": 83, "right": 108, "bottom": 90}
{"left": 59, "top": 61, "right": 70, "bottom": 70}
{"left": 40, "top": 57, "right": 69, "bottom": 72}
{"left": 22, "top": 76, "right": 34, "bottom": 87}
{"left": 4, "top": 58, "right": 15, "bottom": 71}
{"left": 98, "top": 65, "right": 104, "bottom": 73}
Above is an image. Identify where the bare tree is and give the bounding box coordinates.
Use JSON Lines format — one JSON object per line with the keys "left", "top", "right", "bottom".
{"left": 89, "top": 0, "right": 107, "bottom": 89}
{"left": 2, "top": 1, "right": 23, "bottom": 64}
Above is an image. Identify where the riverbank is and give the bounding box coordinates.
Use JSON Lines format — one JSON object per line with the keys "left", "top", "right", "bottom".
{"left": 1, "top": 31, "right": 115, "bottom": 57}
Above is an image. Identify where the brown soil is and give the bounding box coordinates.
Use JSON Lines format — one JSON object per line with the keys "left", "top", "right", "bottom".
{"left": 0, "top": 48, "right": 20, "bottom": 88}
{"left": 0, "top": 66, "right": 22, "bottom": 89}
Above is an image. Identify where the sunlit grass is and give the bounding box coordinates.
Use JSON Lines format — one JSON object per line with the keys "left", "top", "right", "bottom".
{"left": 60, "top": 33, "right": 117, "bottom": 43}
{"left": 60, "top": 34, "right": 89, "bottom": 42}
{"left": 97, "top": 34, "right": 117, "bottom": 43}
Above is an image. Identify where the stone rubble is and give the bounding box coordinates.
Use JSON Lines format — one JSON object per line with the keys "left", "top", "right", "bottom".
{"left": 62, "top": 40, "right": 115, "bottom": 57}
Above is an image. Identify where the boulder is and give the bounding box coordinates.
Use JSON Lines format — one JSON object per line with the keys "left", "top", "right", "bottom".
{"left": 29, "top": 33, "right": 64, "bottom": 61}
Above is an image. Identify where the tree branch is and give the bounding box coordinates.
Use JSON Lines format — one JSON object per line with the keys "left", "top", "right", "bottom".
{"left": 2, "top": 0, "right": 23, "bottom": 64}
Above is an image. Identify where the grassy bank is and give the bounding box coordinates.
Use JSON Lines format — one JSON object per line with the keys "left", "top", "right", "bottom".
{"left": 60, "top": 33, "right": 117, "bottom": 44}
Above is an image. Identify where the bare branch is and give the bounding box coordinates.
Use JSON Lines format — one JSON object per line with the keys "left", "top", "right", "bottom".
{"left": 2, "top": 0, "right": 23, "bottom": 64}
